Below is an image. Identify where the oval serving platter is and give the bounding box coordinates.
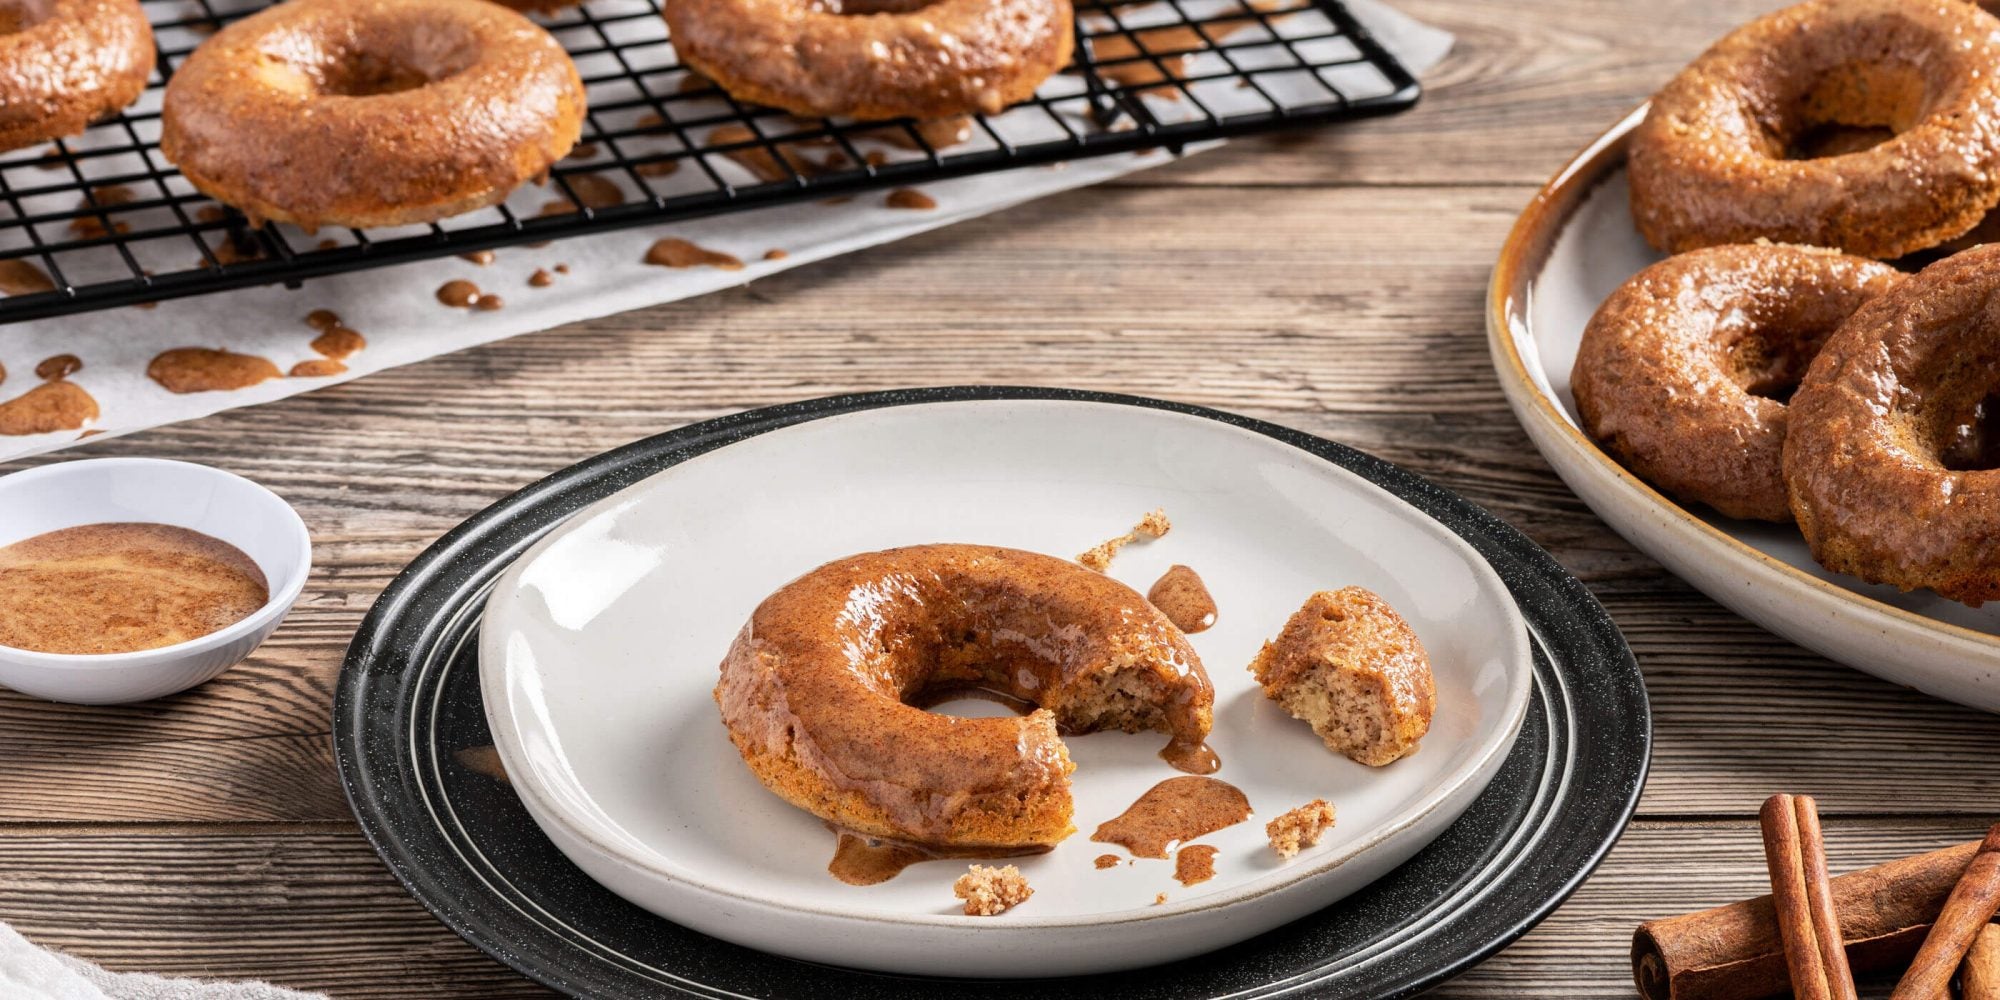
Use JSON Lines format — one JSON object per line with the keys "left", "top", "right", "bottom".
{"left": 335, "top": 387, "right": 1648, "bottom": 999}
{"left": 1488, "top": 106, "right": 2000, "bottom": 712}
{"left": 478, "top": 394, "right": 1533, "bottom": 977}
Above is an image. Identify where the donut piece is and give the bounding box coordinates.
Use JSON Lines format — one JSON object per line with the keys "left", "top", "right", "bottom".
{"left": 1629, "top": 0, "right": 2000, "bottom": 259}
{"left": 715, "top": 544, "right": 1214, "bottom": 850}
{"left": 0, "top": 0, "right": 153, "bottom": 153}
{"left": 160, "top": 0, "right": 585, "bottom": 230}
{"left": 1784, "top": 244, "right": 2000, "bottom": 605}
{"left": 1248, "top": 587, "right": 1433, "bottom": 767}
{"left": 1573, "top": 244, "right": 1901, "bottom": 522}
{"left": 664, "top": 0, "right": 1074, "bottom": 120}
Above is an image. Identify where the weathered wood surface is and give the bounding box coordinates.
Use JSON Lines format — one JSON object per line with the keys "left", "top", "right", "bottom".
{"left": 6, "top": 0, "right": 1996, "bottom": 994}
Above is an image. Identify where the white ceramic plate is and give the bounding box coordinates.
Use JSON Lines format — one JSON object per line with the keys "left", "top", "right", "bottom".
{"left": 1488, "top": 106, "right": 2000, "bottom": 712}
{"left": 477, "top": 398, "right": 1533, "bottom": 977}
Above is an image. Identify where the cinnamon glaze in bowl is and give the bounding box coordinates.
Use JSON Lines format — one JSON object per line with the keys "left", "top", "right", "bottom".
{"left": 0, "top": 458, "right": 311, "bottom": 704}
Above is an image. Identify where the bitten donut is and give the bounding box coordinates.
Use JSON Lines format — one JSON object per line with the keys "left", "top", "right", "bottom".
{"left": 1628, "top": 0, "right": 2000, "bottom": 259}
{"left": 663, "top": 0, "right": 1074, "bottom": 120}
{"left": 1573, "top": 244, "right": 1900, "bottom": 522}
{"left": 715, "top": 544, "right": 1214, "bottom": 850}
{"left": 160, "top": 0, "right": 585, "bottom": 230}
{"left": 1784, "top": 244, "right": 2000, "bottom": 605}
{"left": 0, "top": 0, "right": 153, "bottom": 153}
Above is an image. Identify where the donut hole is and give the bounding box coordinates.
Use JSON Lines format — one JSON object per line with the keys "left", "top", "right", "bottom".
{"left": 1940, "top": 390, "right": 2000, "bottom": 472}
{"left": 1721, "top": 326, "right": 1834, "bottom": 404}
{"left": 1773, "top": 59, "right": 1932, "bottom": 161}
{"left": 258, "top": 24, "right": 482, "bottom": 98}
{"left": 0, "top": 0, "right": 54, "bottom": 34}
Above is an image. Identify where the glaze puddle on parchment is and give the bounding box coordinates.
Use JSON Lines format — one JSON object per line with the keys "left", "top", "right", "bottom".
{"left": 147, "top": 348, "right": 281, "bottom": 394}
{"left": 885, "top": 188, "right": 937, "bottom": 211}
{"left": 1091, "top": 776, "right": 1250, "bottom": 859}
{"left": 644, "top": 238, "right": 744, "bottom": 271}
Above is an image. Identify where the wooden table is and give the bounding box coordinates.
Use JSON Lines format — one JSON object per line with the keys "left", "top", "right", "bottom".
{"left": 5, "top": 1, "right": 1997, "bottom": 995}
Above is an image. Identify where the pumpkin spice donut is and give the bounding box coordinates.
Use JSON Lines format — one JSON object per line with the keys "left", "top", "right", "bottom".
{"left": 1628, "top": 0, "right": 2000, "bottom": 259}
{"left": 664, "top": 0, "right": 1074, "bottom": 120}
{"left": 1572, "top": 244, "right": 1900, "bottom": 522}
{"left": 160, "top": 0, "right": 586, "bottom": 230}
{"left": 0, "top": 0, "right": 154, "bottom": 153}
{"left": 1784, "top": 244, "right": 2000, "bottom": 606}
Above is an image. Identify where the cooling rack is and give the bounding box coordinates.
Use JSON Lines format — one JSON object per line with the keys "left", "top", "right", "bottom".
{"left": 0, "top": 0, "right": 1418, "bottom": 321}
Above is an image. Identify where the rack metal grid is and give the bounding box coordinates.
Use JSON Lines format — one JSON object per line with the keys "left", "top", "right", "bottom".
{"left": 0, "top": 0, "right": 1418, "bottom": 321}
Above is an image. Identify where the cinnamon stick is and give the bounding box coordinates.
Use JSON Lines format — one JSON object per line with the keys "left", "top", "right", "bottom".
{"left": 1761, "top": 795, "right": 1832, "bottom": 999}
{"left": 1632, "top": 839, "right": 1982, "bottom": 1000}
{"left": 1891, "top": 824, "right": 2000, "bottom": 1000}
{"left": 1962, "top": 924, "right": 2000, "bottom": 1000}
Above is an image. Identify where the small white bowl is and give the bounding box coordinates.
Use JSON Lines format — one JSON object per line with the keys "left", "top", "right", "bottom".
{"left": 0, "top": 457, "right": 312, "bottom": 704}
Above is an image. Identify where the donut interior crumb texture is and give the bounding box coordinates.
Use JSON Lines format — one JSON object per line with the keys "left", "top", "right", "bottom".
{"left": 1265, "top": 799, "right": 1338, "bottom": 859}
{"left": 953, "top": 865, "right": 1033, "bottom": 916}
{"left": 1248, "top": 587, "right": 1436, "bottom": 767}
{"left": 1077, "top": 507, "right": 1171, "bottom": 571}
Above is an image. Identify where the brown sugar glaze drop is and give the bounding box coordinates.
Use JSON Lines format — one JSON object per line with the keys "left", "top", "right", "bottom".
{"left": 148, "top": 348, "right": 282, "bottom": 393}
{"left": 304, "top": 308, "right": 341, "bottom": 331}
{"left": 885, "top": 187, "right": 937, "bottom": 210}
{"left": 473, "top": 293, "right": 504, "bottom": 311}
{"left": 828, "top": 828, "right": 1047, "bottom": 886}
{"left": 458, "top": 250, "right": 496, "bottom": 266}
{"left": 861, "top": 116, "right": 974, "bottom": 151}
{"left": 1092, "top": 776, "right": 1250, "bottom": 859}
{"left": 528, "top": 268, "right": 554, "bottom": 287}
{"left": 708, "top": 124, "right": 823, "bottom": 184}
{"left": 1174, "top": 844, "right": 1218, "bottom": 886}
{"left": 309, "top": 326, "right": 365, "bottom": 360}
{"left": 0, "top": 523, "right": 268, "bottom": 654}
{"left": 1094, "top": 854, "right": 1121, "bottom": 870}
{"left": 0, "top": 259, "right": 54, "bottom": 296}
{"left": 644, "top": 238, "right": 744, "bottom": 271}
{"left": 0, "top": 381, "right": 98, "bottom": 435}
{"left": 564, "top": 174, "right": 625, "bottom": 209}
{"left": 69, "top": 185, "right": 136, "bottom": 239}
{"left": 289, "top": 359, "right": 346, "bottom": 377}
{"left": 436, "top": 280, "right": 481, "bottom": 307}
{"left": 1147, "top": 564, "right": 1216, "bottom": 633}
{"left": 34, "top": 354, "right": 81, "bottom": 382}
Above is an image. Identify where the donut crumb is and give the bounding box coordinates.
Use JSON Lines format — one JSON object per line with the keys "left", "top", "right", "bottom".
{"left": 1266, "top": 799, "right": 1338, "bottom": 859}
{"left": 954, "top": 864, "right": 1032, "bottom": 916}
{"left": 1078, "top": 507, "right": 1171, "bottom": 571}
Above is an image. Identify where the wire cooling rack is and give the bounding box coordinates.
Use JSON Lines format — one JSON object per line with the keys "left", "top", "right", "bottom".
{"left": 0, "top": 0, "right": 1418, "bottom": 321}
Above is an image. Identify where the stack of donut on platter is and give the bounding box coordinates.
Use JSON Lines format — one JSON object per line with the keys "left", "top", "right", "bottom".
{"left": 4, "top": 0, "right": 1075, "bottom": 230}
{"left": 1572, "top": 0, "right": 2000, "bottom": 607}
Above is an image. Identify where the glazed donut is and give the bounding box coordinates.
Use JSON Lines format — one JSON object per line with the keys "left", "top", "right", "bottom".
{"left": 715, "top": 544, "right": 1215, "bottom": 850}
{"left": 1628, "top": 0, "right": 2000, "bottom": 260}
{"left": 160, "top": 0, "right": 585, "bottom": 230}
{"left": 0, "top": 0, "right": 153, "bottom": 153}
{"left": 1784, "top": 244, "right": 2000, "bottom": 605}
{"left": 1573, "top": 244, "right": 1900, "bottom": 522}
{"left": 663, "top": 0, "right": 1074, "bottom": 120}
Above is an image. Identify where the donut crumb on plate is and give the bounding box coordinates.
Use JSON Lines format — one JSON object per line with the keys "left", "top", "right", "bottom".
{"left": 1249, "top": 587, "right": 1435, "bottom": 766}
{"left": 1078, "top": 507, "right": 1171, "bottom": 571}
{"left": 1266, "top": 799, "right": 1338, "bottom": 859}
{"left": 953, "top": 865, "right": 1032, "bottom": 916}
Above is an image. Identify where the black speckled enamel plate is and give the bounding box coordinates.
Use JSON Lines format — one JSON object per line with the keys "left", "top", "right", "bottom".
{"left": 334, "top": 387, "right": 1649, "bottom": 999}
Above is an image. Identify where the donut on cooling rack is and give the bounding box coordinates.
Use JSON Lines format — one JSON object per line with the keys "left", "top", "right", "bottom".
{"left": 0, "top": 0, "right": 154, "bottom": 153}
{"left": 663, "top": 0, "right": 1074, "bottom": 120}
{"left": 1627, "top": 0, "right": 2000, "bottom": 260}
{"left": 1783, "top": 244, "right": 2000, "bottom": 606}
{"left": 160, "top": 0, "right": 586, "bottom": 230}
{"left": 1572, "top": 244, "right": 1900, "bottom": 523}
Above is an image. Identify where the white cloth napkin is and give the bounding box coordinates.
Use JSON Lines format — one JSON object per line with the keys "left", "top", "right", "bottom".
{"left": 0, "top": 0, "right": 1450, "bottom": 465}
{"left": 0, "top": 922, "right": 325, "bottom": 1000}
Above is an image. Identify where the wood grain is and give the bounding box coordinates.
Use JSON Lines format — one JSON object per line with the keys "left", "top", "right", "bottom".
{"left": 1, "top": 0, "right": 1995, "bottom": 994}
